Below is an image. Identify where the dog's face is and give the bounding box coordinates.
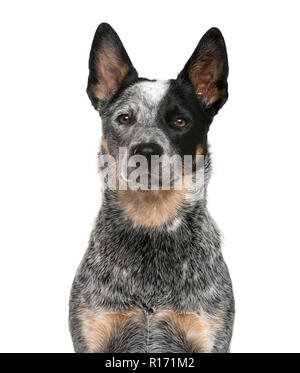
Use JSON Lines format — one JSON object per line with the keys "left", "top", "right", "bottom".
{"left": 87, "top": 23, "right": 228, "bottom": 189}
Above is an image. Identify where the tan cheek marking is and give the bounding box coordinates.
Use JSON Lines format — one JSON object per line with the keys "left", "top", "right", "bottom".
{"left": 101, "top": 139, "right": 109, "bottom": 154}
{"left": 118, "top": 189, "right": 186, "bottom": 228}
{"left": 196, "top": 144, "right": 203, "bottom": 156}
{"left": 77, "top": 308, "right": 143, "bottom": 352}
{"left": 152, "top": 309, "right": 224, "bottom": 352}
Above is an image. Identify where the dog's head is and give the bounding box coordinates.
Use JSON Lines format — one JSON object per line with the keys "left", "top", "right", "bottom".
{"left": 87, "top": 23, "right": 228, "bottom": 191}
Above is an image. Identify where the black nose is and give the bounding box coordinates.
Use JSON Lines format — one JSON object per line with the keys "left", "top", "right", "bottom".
{"left": 131, "top": 142, "right": 163, "bottom": 160}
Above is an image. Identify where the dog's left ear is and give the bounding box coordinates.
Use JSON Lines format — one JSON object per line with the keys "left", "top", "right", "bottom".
{"left": 177, "top": 28, "right": 228, "bottom": 116}
{"left": 87, "top": 23, "right": 138, "bottom": 109}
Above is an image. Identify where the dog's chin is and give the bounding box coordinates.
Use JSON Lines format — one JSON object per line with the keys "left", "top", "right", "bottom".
{"left": 125, "top": 173, "right": 181, "bottom": 191}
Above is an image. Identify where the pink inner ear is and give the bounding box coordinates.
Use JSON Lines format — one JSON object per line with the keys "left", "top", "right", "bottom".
{"left": 189, "top": 53, "right": 223, "bottom": 105}
{"left": 94, "top": 45, "right": 129, "bottom": 100}
{"left": 196, "top": 73, "right": 214, "bottom": 95}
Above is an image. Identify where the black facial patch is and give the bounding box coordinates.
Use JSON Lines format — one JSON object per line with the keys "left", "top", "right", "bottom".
{"left": 157, "top": 79, "right": 212, "bottom": 159}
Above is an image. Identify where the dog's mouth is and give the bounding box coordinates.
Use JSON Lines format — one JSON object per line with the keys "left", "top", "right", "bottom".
{"left": 120, "top": 163, "right": 184, "bottom": 191}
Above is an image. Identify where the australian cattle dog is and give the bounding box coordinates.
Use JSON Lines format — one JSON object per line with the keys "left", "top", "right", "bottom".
{"left": 69, "top": 23, "right": 234, "bottom": 353}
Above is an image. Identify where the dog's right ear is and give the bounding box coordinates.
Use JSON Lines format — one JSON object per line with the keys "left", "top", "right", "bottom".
{"left": 87, "top": 23, "right": 138, "bottom": 109}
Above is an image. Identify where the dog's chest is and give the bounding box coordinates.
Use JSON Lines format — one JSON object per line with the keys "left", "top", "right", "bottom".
{"left": 89, "top": 221, "right": 222, "bottom": 309}
{"left": 94, "top": 247, "right": 220, "bottom": 314}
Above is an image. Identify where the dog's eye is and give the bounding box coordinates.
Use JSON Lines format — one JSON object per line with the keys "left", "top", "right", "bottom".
{"left": 118, "top": 114, "right": 130, "bottom": 124}
{"left": 174, "top": 118, "right": 187, "bottom": 127}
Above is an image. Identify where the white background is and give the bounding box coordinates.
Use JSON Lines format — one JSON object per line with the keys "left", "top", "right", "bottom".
{"left": 0, "top": 0, "right": 299, "bottom": 353}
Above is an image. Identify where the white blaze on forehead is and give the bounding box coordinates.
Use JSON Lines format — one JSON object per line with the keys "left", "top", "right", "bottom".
{"left": 135, "top": 80, "right": 170, "bottom": 106}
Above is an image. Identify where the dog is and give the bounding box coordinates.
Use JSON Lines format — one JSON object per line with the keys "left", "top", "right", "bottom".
{"left": 69, "top": 22, "right": 234, "bottom": 353}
